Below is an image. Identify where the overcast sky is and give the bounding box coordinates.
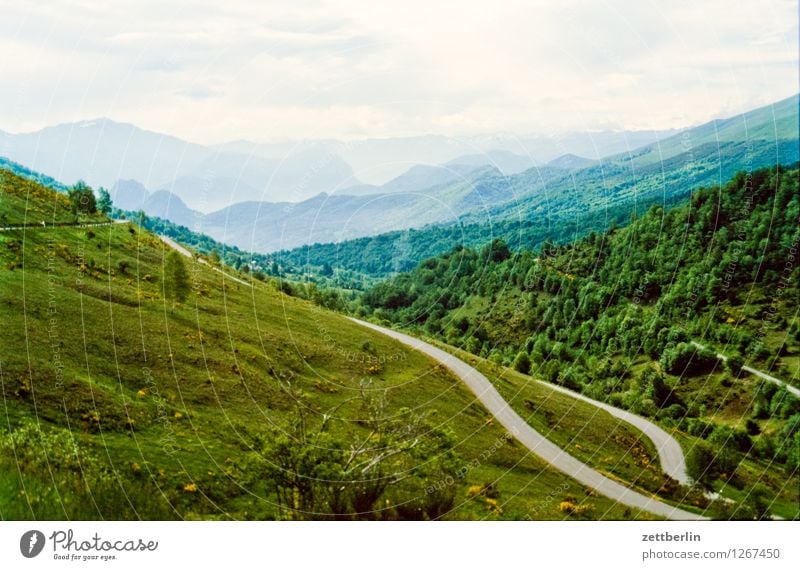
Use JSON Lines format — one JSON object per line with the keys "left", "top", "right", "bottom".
{"left": 0, "top": 0, "right": 797, "bottom": 144}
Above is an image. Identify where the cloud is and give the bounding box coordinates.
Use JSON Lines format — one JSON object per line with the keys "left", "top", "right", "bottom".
{"left": 0, "top": 0, "right": 796, "bottom": 142}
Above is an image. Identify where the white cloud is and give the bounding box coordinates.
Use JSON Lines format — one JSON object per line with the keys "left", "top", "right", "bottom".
{"left": 0, "top": 0, "right": 796, "bottom": 142}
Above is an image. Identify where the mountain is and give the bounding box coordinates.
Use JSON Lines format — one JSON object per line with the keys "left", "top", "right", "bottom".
{"left": 0, "top": 118, "right": 209, "bottom": 191}
{"left": 0, "top": 167, "right": 671, "bottom": 521}
{"left": 157, "top": 175, "right": 259, "bottom": 213}
{"left": 547, "top": 154, "right": 596, "bottom": 169}
{"left": 0, "top": 117, "right": 676, "bottom": 222}
{"left": 279, "top": 94, "right": 800, "bottom": 276}
{"left": 216, "top": 129, "right": 676, "bottom": 186}
{"left": 357, "top": 164, "right": 800, "bottom": 519}
{"left": 141, "top": 190, "right": 201, "bottom": 228}
{"left": 448, "top": 150, "right": 535, "bottom": 174}
{"left": 337, "top": 163, "right": 490, "bottom": 197}
{"left": 0, "top": 119, "right": 358, "bottom": 208}
{"left": 121, "top": 163, "right": 508, "bottom": 252}
{"left": 197, "top": 165, "right": 509, "bottom": 252}
{"left": 110, "top": 179, "right": 149, "bottom": 211}
{"left": 380, "top": 163, "right": 480, "bottom": 193}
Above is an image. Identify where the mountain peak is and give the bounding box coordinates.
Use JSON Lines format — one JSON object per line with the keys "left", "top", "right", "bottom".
{"left": 546, "top": 153, "right": 596, "bottom": 169}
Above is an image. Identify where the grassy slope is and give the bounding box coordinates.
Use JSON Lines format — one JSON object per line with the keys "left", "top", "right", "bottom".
{"left": 0, "top": 170, "right": 661, "bottom": 520}
{"left": 0, "top": 170, "right": 76, "bottom": 225}
{"left": 424, "top": 340, "right": 715, "bottom": 514}
{"left": 407, "top": 261, "right": 800, "bottom": 517}
{"left": 356, "top": 165, "right": 799, "bottom": 518}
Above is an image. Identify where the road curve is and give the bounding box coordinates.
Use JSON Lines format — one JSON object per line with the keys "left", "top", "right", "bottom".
{"left": 350, "top": 317, "right": 708, "bottom": 521}
{"left": 158, "top": 234, "right": 253, "bottom": 288}
{"left": 690, "top": 341, "right": 799, "bottom": 399}
{"left": 536, "top": 381, "right": 690, "bottom": 485}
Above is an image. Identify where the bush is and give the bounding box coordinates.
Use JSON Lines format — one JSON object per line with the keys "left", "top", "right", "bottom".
{"left": 660, "top": 342, "right": 718, "bottom": 376}
{"left": 686, "top": 441, "right": 717, "bottom": 484}
{"left": 513, "top": 351, "right": 531, "bottom": 374}
{"left": 640, "top": 365, "right": 672, "bottom": 408}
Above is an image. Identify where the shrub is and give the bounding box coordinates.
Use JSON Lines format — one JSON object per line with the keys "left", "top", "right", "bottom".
{"left": 513, "top": 351, "right": 531, "bottom": 374}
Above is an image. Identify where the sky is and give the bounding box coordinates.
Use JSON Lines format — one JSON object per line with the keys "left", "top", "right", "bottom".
{"left": 0, "top": 0, "right": 797, "bottom": 144}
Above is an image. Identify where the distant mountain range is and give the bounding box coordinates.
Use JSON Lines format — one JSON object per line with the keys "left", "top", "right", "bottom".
{"left": 1, "top": 95, "right": 795, "bottom": 258}
{"left": 0, "top": 116, "right": 673, "bottom": 212}
{"left": 0, "top": 119, "right": 357, "bottom": 210}
{"left": 278, "top": 93, "right": 800, "bottom": 275}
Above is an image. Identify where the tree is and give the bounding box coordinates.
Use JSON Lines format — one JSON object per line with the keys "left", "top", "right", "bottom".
{"left": 243, "top": 384, "right": 462, "bottom": 520}
{"left": 641, "top": 365, "right": 672, "bottom": 408}
{"left": 68, "top": 181, "right": 97, "bottom": 214}
{"left": 164, "top": 251, "right": 190, "bottom": 309}
{"left": 208, "top": 249, "right": 221, "bottom": 266}
{"left": 686, "top": 441, "right": 717, "bottom": 485}
{"left": 725, "top": 352, "right": 745, "bottom": 376}
{"left": 96, "top": 187, "right": 113, "bottom": 215}
{"left": 513, "top": 351, "right": 531, "bottom": 375}
{"left": 660, "top": 342, "right": 717, "bottom": 376}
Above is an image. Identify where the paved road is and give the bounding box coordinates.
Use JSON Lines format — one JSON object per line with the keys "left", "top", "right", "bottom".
{"left": 691, "top": 341, "right": 799, "bottom": 398}
{"left": 157, "top": 234, "right": 253, "bottom": 288}
{"left": 0, "top": 219, "right": 128, "bottom": 231}
{"left": 534, "top": 380, "right": 690, "bottom": 485}
{"left": 350, "top": 317, "right": 708, "bottom": 521}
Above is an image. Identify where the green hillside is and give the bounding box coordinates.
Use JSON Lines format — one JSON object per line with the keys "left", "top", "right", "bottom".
{"left": 0, "top": 156, "right": 69, "bottom": 193}
{"left": 359, "top": 165, "right": 800, "bottom": 519}
{"left": 279, "top": 95, "right": 799, "bottom": 277}
{"left": 1, "top": 169, "right": 692, "bottom": 521}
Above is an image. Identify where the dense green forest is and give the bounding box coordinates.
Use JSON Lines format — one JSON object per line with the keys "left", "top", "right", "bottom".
{"left": 277, "top": 128, "right": 799, "bottom": 277}
{"left": 357, "top": 165, "right": 800, "bottom": 500}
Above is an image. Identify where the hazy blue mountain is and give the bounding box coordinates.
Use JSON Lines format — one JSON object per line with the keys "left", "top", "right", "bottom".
{"left": 196, "top": 166, "right": 506, "bottom": 251}
{"left": 138, "top": 94, "right": 799, "bottom": 257}
{"left": 377, "top": 163, "right": 481, "bottom": 193}
{"left": 448, "top": 150, "right": 535, "bottom": 174}
{"left": 158, "top": 175, "right": 259, "bottom": 213}
{"left": 142, "top": 190, "right": 201, "bottom": 228}
{"left": 336, "top": 163, "right": 482, "bottom": 196}
{"left": 216, "top": 129, "right": 676, "bottom": 186}
{"left": 0, "top": 118, "right": 208, "bottom": 191}
{"left": 278, "top": 94, "right": 800, "bottom": 275}
{"left": 514, "top": 129, "right": 680, "bottom": 161}
{"left": 110, "top": 179, "right": 150, "bottom": 211}
{"left": 0, "top": 119, "right": 357, "bottom": 208}
{"left": 547, "top": 154, "right": 596, "bottom": 169}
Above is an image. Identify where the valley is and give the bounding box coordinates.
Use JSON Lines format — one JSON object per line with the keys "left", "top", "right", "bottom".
{"left": 0, "top": 96, "right": 797, "bottom": 522}
{"left": 1, "top": 169, "right": 706, "bottom": 520}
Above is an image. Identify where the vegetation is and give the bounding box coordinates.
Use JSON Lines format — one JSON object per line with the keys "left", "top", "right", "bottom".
{"left": 67, "top": 181, "right": 97, "bottom": 215}
{"left": 1, "top": 169, "right": 664, "bottom": 520}
{"left": 97, "top": 187, "right": 113, "bottom": 215}
{"left": 278, "top": 98, "right": 799, "bottom": 278}
{"left": 163, "top": 250, "right": 190, "bottom": 309}
{"left": 0, "top": 156, "right": 69, "bottom": 192}
{"left": 357, "top": 165, "right": 800, "bottom": 519}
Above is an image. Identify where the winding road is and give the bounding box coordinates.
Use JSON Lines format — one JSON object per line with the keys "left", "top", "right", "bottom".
{"left": 535, "top": 380, "right": 690, "bottom": 485}
{"left": 153, "top": 232, "right": 707, "bottom": 519}
{"left": 691, "top": 341, "right": 799, "bottom": 398}
{"left": 350, "top": 318, "right": 708, "bottom": 521}
{"left": 157, "top": 234, "right": 253, "bottom": 288}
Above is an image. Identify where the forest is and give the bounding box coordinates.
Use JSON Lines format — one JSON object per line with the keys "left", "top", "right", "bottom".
{"left": 356, "top": 165, "right": 800, "bottom": 487}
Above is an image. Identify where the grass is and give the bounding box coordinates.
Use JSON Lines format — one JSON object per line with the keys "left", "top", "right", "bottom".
{"left": 0, "top": 172, "right": 660, "bottom": 520}
{"left": 424, "top": 340, "right": 710, "bottom": 501}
